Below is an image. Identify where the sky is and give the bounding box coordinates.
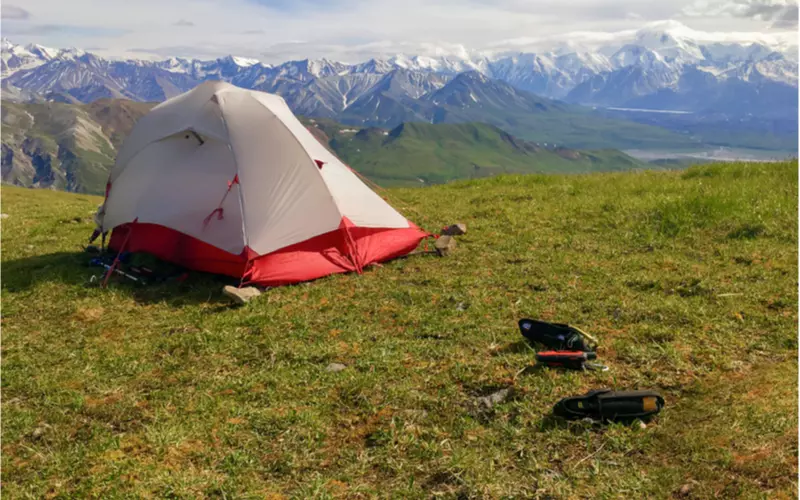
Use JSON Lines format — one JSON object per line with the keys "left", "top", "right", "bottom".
{"left": 1, "top": 0, "right": 798, "bottom": 63}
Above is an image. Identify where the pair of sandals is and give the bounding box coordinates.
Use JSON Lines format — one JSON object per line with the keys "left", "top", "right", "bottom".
{"left": 518, "top": 318, "right": 664, "bottom": 422}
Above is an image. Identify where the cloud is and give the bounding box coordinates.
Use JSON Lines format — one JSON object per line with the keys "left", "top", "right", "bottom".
{"left": 770, "top": 3, "right": 799, "bottom": 26}
{"left": 1, "top": 4, "right": 31, "bottom": 19}
{"left": 131, "top": 45, "right": 241, "bottom": 60}
{"left": 246, "top": 0, "right": 356, "bottom": 13}
{"left": 6, "top": 0, "right": 797, "bottom": 64}
{"left": 173, "top": 19, "right": 195, "bottom": 27}
{"left": 683, "top": 0, "right": 798, "bottom": 26}
{"left": 2, "top": 24, "right": 128, "bottom": 37}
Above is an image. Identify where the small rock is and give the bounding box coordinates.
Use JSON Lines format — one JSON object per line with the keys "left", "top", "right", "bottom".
{"left": 678, "top": 483, "right": 693, "bottom": 497}
{"left": 638, "top": 420, "right": 647, "bottom": 430}
{"left": 222, "top": 285, "right": 261, "bottom": 305}
{"left": 434, "top": 235, "right": 456, "bottom": 257}
{"left": 476, "top": 388, "right": 511, "bottom": 410}
{"left": 441, "top": 223, "right": 467, "bottom": 236}
{"left": 326, "top": 363, "right": 347, "bottom": 373}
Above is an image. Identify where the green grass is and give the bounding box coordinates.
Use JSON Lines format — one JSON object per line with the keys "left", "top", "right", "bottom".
{"left": 2, "top": 161, "right": 798, "bottom": 498}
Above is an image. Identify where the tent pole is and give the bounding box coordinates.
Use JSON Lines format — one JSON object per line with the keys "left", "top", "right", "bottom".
{"left": 101, "top": 219, "right": 136, "bottom": 288}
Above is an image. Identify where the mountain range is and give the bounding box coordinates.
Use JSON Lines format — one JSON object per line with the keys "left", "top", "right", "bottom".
{"left": 3, "top": 21, "right": 797, "bottom": 151}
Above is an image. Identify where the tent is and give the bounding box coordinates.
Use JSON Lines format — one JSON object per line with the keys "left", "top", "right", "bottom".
{"left": 95, "top": 81, "right": 429, "bottom": 286}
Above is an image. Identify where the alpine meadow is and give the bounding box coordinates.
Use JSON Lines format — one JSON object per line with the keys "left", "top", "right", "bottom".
{"left": 2, "top": 160, "right": 797, "bottom": 497}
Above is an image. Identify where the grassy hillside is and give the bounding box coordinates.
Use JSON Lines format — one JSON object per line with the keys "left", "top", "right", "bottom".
{"left": 324, "top": 121, "right": 647, "bottom": 186}
{"left": 2, "top": 161, "right": 797, "bottom": 497}
{"left": 1, "top": 99, "right": 152, "bottom": 193}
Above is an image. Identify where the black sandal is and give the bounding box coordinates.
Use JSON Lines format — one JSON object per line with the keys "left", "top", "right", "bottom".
{"left": 518, "top": 318, "right": 598, "bottom": 352}
{"left": 553, "top": 389, "right": 665, "bottom": 422}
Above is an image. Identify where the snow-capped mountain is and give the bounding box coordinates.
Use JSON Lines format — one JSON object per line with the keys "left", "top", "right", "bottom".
{"left": 156, "top": 55, "right": 270, "bottom": 80}
{"left": 487, "top": 53, "right": 572, "bottom": 98}
{"left": 2, "top": 21, "right": 797, "bottom": 125}
{"left": 629, "top": 25, "right": 705, "bottom": 65}
{"left": 1, "top": 38, "right": 73, "bottom": 75}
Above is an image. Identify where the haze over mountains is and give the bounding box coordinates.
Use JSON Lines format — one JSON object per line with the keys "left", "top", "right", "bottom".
{"left": 3, "top": 20, "right": 797, "bottom": 151}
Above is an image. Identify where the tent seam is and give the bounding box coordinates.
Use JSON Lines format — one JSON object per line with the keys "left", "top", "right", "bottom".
{"left": 215, "top": 91, "right": 252, "bottom": 263}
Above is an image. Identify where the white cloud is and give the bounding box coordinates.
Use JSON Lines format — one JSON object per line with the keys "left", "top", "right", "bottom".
{"left": 4, "top": 0, "right": 797, "bottom": 63}
{"left": 683, "top": 0, "right": 798, "bottom": 26}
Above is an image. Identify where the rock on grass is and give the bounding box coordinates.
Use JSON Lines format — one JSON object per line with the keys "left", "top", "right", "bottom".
{"left": 222, "top": 285, "right": 261, "bottom": 305}
{"left": 475, "top": 388, "right": 512, "bottom": 410}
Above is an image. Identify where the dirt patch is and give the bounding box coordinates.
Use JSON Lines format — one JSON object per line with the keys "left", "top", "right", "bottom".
{"left": 72, "top": 306, "right": 105, "bottom": 323}
{"left": 84, "top": 392, "right": 122, "bottom": 408}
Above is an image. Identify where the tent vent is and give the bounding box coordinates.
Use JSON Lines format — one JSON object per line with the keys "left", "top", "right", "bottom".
{"left": 185, "top": 130, "right": 205, "bottom": 145}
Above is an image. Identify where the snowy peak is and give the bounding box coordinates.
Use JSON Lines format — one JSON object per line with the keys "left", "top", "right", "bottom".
{"left": 271, "top": 58, "right": 348, "bottom": 80}
{"left": 156, "top": 56, "right": 193, "bottom": 73}
{"left": 496, "top": 53, "right": 557, "bottom": 73}
{"left": 27, "top": 44, "right": 60, "bottom": 60}
{"left": 555, "top": 51, "right": 612, "bottom": 74}
{"left": 390, "top": 54, "right": 436, "bottom": 71}
{"left": 611, "top": 45, "right": 671, "bottom": 69}
{"left": 385, "top": 53, "right": 489, "bottom": 74}
{"left": 1, "top": 40, "right": 88, "bottom": 76}
{"left": 633, "top": 28, "right": 705, "bottom": 64}
{"left": 720, "top": 52, "right": 799, "bottom": 85}
{"left": 228, "top": 55, "right": 260, "bottom": 68}
{"left": 372, "top": 68, "right": 448, "bottom": 98}
{"left": 700, "top": 42, "right": 776, "bottom": 65}
{"left": 634, "top": 21, "right": 697, "bottom": 47}
{"left": 306, "top": 58, "right": 345, "bottom": 77}
{"left": 351, "top": 58, "right": 395, "bottom": 74}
